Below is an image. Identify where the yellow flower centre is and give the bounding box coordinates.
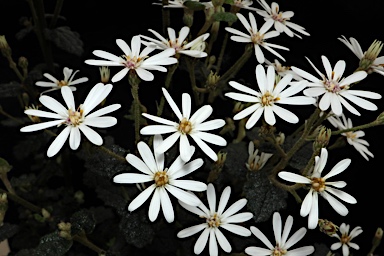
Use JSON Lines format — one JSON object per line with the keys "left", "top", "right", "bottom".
{"left": 311, "top": 177, "right": 326, "bottom": 192}
{"left": 65, "top": 107, "right": 84, "bottom": 127}
{"left": 122, "top": 55, "right": 146, "bottom": 69}
{"left": 178, "top": 118, "right": 192, "bottom": 134}
{"left": 272, "top": 244, "right": 287, "bottom": 256}
{"left": 272, "top": 12, "right": 286, "bottom": 23}
{"left": 154, "top": 170, "right": 169, "bottom": 187}
{"left": 345, "top": 131, "right": 357, "bottom": 140}
{"left": 341, "top": 233, "right": 351, "bottom": 244}
{"left": 261, "top": 91, "right": 279, "bottom": 106}
{"left": 57, "top": 80, "right": 69, "bottom": 87}
{"left": 206, "top": 213, "right": 221, "bottom": 228}
{"left": 251, "top": 32, "right": 265, "bottom": 45}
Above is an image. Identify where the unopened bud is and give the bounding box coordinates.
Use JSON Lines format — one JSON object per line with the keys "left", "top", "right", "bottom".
{"left": 212, "top": 0, "right": 224, "bottom": 7}
{"left": 99, "top": 66, "right": 110, "bottom": 84}
{"left": 0, "top": 35, "right": 11, "bottom": 57}
{"left": 41, "top": 208, "right": 51, "bottom": 219}
{"left": 359, "top": 39, "right": 383, "bottom": 71}
{"left": 215, "top": 151, "right": 227, "bottom": 167}
{"left": 58, "top": 221, "right": 71, "bottom": 232}
{"left": 233, "top": 102, "right": 244, "bottom": 113}
{"left": 205, "top": 70, "right": 220, "bottom": 90}
{"left": 0, "top": 158, "right": 12, "bottom": 175}
{"left": 372, "top": 227, "right": 383, "bottom": 248}
{"left": 25, "top": 104, "right": 41, "bottom": 123}
{"left": 275, "top": 132, "right": 285, "bottom": 145}
{"left": 183, "top": 8, "right": 194, "bottom": 27}
{"left": 376, "top": 111, "right": 384, "bottom": 124}
{"left": 313, "top": 126, "right": 331, "bottom": 151}
{"left": 18, "top": 56, "right": 28, "bottom": 69}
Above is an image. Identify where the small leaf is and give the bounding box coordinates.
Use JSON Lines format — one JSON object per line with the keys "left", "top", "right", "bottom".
{"left": 32, "top": 231, "right": 73, "bottom": 256}
{"left": 183, "top": 1, "right": 206, "bottom": 11}
{"left": 70, "top": 209, "right": 96, "bottom": 235}
{"left": 0, "top": 223, "right": 19, "bottom": 242}
{"left": 213, "top": 12, "right": 237, "bottom": 23}
{"left": 44, "top": 26, "right": 84, "bottom": 56}
{"left": 0, "top": 82, "right": 22, "bottom": 98}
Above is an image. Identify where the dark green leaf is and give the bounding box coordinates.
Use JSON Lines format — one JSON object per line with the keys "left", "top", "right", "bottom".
{"left": 44, "top": 26, "right": 84, "bottom": 56}
{"left": 183, "top": 1, "right": 206, "bottom": 11}
{"left": 32, "top": 231, "right": 73, "bottom": 256}
{"left": 0, "top": 223, "right": 19, "bottom": 242}
{"left": 70, "top": 209, "right": 96, "bottom": 235}
{"left": 213, "top": 12, "right": 237, "bottom": 23}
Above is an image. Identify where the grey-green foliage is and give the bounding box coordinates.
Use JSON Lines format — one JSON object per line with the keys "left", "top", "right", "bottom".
{"left": 70, "top": 209, "right": 96, "bottom": 236}
{"left": 15, "top": 231, "right": 73, "bottom": 256}
{"left": 243, "top": 171, "right": 288, "bottom": 223}
{"left": 44, "top": 26, "right": 84, "bottom": 56}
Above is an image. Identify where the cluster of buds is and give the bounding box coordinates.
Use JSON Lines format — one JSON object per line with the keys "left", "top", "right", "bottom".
{"left": 205, "top": 70, "right": 220, "bottom": 91}
{"left": 58, "top": 221, "right": 72, "bottom": 240}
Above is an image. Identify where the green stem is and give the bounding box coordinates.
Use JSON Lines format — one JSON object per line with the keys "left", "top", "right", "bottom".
{"left": 0, "top": 174, "right": 16, "bottom": 194}
{"left": 0, "top": 188, "right": 42, "bottom": 213}
{"left": 157, "top": 63, "right": 178, "bottom": 116}
{"left": 332, "top": 120, "right": 382, "bottom": 135}
{"left": 49, "top": 0, "right": 65, "bottom": 29}
{"left": 129, "top": 73, "right": 142, "bottom": 145}
{"left": 73, "top": 231, "right": 106, "bottom": 256}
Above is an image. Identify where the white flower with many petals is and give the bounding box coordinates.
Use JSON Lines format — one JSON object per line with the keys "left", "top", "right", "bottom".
{"left": 278, "top": 148, "right": 357, "bottom": 229}
{"left": 225, "top": 12, "right": 289, "bottom": 63}
{"left": 246, "top": 140, "right": 273, "bottom": 171}
{"left": 84, "top": 35, "right": 177, "bottom": 82}
{"left": 327, "top": 113, "right": 373, "bottom": 161}
{"left": 245, "top": 212, "right": 314, "bottom": 256}
{"left": 330, "top": 223, "right": 363, "bottom": 256}
{"left": 177, "top": 183, "right": 253, "bottom": 256}
{"left": 20, "top": 83, "right": 121, "bottom": 157}
{"left": 230, "top": 0, "right": 262, "bottom": 12}
{"left": 338, "top": 35, "right": 384, "bottom": 76}
{"left": 291, "top": 55, "right": 382, "bottom": 116}
{"left": 255, "top": 0, "right": 310, "bottom": 38}
{"left": 225, "top": 64, "right": 315, "bottom": 128}
{"left": 113, "top": 134, "right": 206, "bottom": 223}
{"left": 35, "top": 67, "right": 88, "bottom": 94}
{"left": 140, "top": 87, "right": 227, "bottom": 162}
{"left": 140, "top": 26, "right": 209, "bottom": 58}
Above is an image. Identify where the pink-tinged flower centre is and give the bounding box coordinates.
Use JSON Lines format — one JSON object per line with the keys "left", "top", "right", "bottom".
{"left": 206, "top": 213, "right": 221, "bottom": 228}
{"left": 169, "top": 40, "right": 185, "bottom": 53}
{"left": 311, "top": 177, "right": 326, "bottom": 192}
{"left": 178, "top": 118, "right": 192, "bottom": 134}
{"left": 154, "top": 170, "right": 169, "bottom": 187}
{"left": 272, "top": 244, "right": 287, "bottom": 255}
{"left": 65, "top": 107, "right": 84, "bottom": 127}
{"left": 122, "top": 55, "right": 145, "bottom": 69}
{"left": 261, "top": 91, "right": 279, "bottom": 106}
{"left": 272, "top": 12, "right": 286, "bottom": 23}
{"left": 251, "top": 32, "right": 265, "bottom": 45}
{"left": 324, "top": 79, "right": 342, "bottom": 93}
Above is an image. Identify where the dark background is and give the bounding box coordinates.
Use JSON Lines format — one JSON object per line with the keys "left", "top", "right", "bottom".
{"left": 1, "top": 0, "right": 384, "bottom": 255}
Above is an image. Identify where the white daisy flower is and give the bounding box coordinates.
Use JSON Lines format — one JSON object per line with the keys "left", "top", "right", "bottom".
{"left": 255, "top": 0, "right": 310, "bottom": 38}
{"left": 113, "top": 134, "right": 206, "bottom": 223}
{"left": 338, "top": 35, "right": 384, "bottom": 76}
{"left": 20, "top": 83, "right": 121, "bottom": 157}
{"left": 225, "top": 12, "right": 289, "bottom": 63}
{"left": 265, "top": 58, "right": 304, "bottom": 81}
{"left": 245, "top": 140, "right": 273, "bottom": 171}
{"left": 35, "top": 67, "right": 88, "bottom": 94}
{"left": 230, "top": 0, "right": 263, "bottom": 12}
{"left": 140, "top": 26, "right": 209, "bottom": 58}
{"left": 225, "top": 64, "right": 315, "bottom": 128}
{"left": 245, "top": 212, "right": 315, "bottom": 256}
{"left": 140, "top": 87, "right": 227, "bottom": 162}
{"left": 330, "top": 223, "right": 363, "bottom": 256}
{"left": 177, "top": 183, "right": 253, "bottom": 256}
{"left": 291, "top": 55, "right": 382, "bottom": 116}
{"left": 327, "top": 113, "right": 373, "bottom": 161}
{"left": 278, "top": 148, "right": 357, "bottom": 229}
{"left": 84, "top": 35, "right": 178, "bottom": 82}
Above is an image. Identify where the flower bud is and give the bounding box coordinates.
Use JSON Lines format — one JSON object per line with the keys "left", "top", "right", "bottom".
{"left": 359, "top": 39, "right": 383, "bottom": 72}
{"left": 205, "top": 70, "right": 220, "bottom": 91}
{"left": 372, "top": 227, "right": 383, "bottom": 248}
{"left": 0, "top": 35, "right": 11, "bottom": 57}
{"left": 18, "top": 56, "right": 29, "bottom": 69}
{"left": 99, "top": 66, "right": 110, "bottom": 84}
{"left": 313, "top": 126, "right": 331, "bottom": 151}
{"left": 0, "top": 158, "right": 12, "bottom": 175}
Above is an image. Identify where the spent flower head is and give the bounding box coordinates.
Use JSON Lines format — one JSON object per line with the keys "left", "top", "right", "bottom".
{"left": 140, "top": 87, "right": 227, "bottom": 162}
{"left": 177, "top": 183, "right": 253, "bottom": 256}
{"left": 225, "top": 64, "right": 315, "bottom": 128}
{"left": 20, "top": 83, "right": 121, "bottom": 157}
{"left": 140, "top": 26, "right": 209, "bottom": 58}
{"left": 330, "top": 223, "right": 363, "bottom": 256}
{"left": 292, "top": 55, "right": 382, "bottom": 116}
{"left": 35, "top": 67, "right": 89, "bottom": 94}
{"left": 245, "top": 212, "right": 315, "bottom": 256}
{"left": 84, "top": 35, "right": 178, "bottom": 82}
{"left": 113, "top": 134, "right": 206, "bottom": 223}
{"left": 245, "top": 140, "right": 273, "bottom": 171}
{"left": 225, "top": 12, "right": 289, "bottom": 63}
{"left": 278, "top": 148, "right": 357, "bottom": 229}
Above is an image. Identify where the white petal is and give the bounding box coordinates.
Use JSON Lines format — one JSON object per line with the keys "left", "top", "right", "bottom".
{"left": 214, "top": 228, "right": 231, "bottom": 252}
{"left": 194, "top": 228, "right": 210, "bottom": 255}
{"left": 148, "top": 188, "right": 161, "bottom": 222}
{"left": 220, "top": 223, "right": 251, "bottom": 236}
{"left": 69, "top": 126, "right": 81, "bottom": 150}
{"left": 20, "top": 120, "right": 64, "bottom": 132}
{"left": 78, "top": 124, "right": 103, "bottom": 146}
{"left": 86, "top": 104, "right": 121, "bottom": 118}
{"left": 250, "top": 226, "right": 274, "bottom": 249}
{"left": 165, "top": 185, "right": 201, "bottom": 206}
{"left": 177, "top": 224, "right": 206, "bottom": 238}
{"left": 128, "top": 184, "right": 156, "bottom": 211}
{"left": 113, "top": 173, "right": 153, "bottom": 183}
{"left": 83, "top": 117, "right": 117, "bottom": 128}
{"left": 217, "top": 186, "right": 231, "bottom": 216}
{"left": 47, "top": 126, "right": 71, "bottom": 157}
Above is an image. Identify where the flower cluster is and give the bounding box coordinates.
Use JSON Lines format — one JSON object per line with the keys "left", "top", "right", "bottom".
{"left": 7, "top": 0, "right": 383, "bottom": 255}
